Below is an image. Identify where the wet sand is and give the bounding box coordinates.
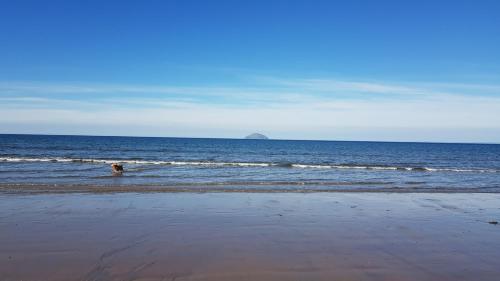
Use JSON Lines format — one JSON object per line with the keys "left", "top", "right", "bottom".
{"left": 1, "top": 192, "right": 500, "bottom": 281}
{"left": 1, "top": 183, "right": 497, "bottom": 193}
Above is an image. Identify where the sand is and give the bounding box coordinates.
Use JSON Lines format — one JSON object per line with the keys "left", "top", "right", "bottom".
{"left": 1, "top": 192, "right": 500, "bottom": 281}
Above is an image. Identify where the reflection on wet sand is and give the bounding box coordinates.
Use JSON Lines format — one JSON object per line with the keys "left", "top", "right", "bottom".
{"left": 1, "top": 192, "right": 499, "bottom": 281}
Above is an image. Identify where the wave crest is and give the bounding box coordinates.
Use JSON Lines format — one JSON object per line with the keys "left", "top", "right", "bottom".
{"left": 0, "top": 157, "right": 498, "bottom": 173}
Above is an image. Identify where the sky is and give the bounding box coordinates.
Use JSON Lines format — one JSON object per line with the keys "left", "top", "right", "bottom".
{"left": 1, "top": 0, "right": 500, "bottom": 143}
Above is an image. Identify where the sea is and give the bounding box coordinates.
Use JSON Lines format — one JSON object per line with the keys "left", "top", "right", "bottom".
{"left": 1, "top": 134, "right": 499, "bottom": 192}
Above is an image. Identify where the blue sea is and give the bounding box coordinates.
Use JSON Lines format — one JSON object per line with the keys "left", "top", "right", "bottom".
{"left": 1, "top": 134, "right": 500, "bottom": 192}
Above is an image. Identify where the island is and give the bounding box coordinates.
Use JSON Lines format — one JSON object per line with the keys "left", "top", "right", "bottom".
{"left": 245, "top": 133, "right": 269, "bottom": 140}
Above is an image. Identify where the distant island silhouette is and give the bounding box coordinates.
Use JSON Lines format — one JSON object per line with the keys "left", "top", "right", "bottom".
{"left": 245, "top": 133, "right": 269, "bottom": 140}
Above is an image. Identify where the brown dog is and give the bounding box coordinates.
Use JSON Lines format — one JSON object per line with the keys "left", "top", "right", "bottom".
{"left": 111, "top": 163, "right": 124, "bottom": 174}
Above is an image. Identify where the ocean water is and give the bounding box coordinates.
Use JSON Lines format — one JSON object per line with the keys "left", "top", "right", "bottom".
{"left": 1, "top": 134, "right": 500, "bottom": 191}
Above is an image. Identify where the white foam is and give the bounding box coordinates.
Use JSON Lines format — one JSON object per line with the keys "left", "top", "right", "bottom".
{"left": 0, "top": 157, "right": 497, "bottom": 173}
{"left": 292, "top": 164, "right": 331, "bottom": 169}
{"left": 368, "top": 166, "right": 398, "bottom": 170}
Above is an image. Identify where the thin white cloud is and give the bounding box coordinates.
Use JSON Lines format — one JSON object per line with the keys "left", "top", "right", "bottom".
{"left": 3, "top": 77, "right": 499, "bottom": 99}
{"left": 2, "top": 95, "right": 499, "bottom": 127}
{"left": 1, "top": 77, "right": 500, "bottom": 142}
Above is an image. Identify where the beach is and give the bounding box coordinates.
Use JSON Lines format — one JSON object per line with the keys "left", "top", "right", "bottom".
{"left": 2, "top": 135, "right": 500, "bottom": 280}
{"left": 2, "top": 191, "right": 499, "bottom": 281}
{"left": 3, "top": 0, "right": 500, "bottom": 280}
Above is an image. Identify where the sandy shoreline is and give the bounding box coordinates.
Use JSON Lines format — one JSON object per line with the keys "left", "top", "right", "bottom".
{"left": 1, "top": 191, "right": 500, "bottom": 281}
{"left": 1, "top": 183, "right": 499, "bottom": 194}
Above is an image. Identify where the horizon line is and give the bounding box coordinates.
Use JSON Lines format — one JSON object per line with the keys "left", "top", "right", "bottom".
{"left": 1, "top": 132, "right": 498, "bottom": 146}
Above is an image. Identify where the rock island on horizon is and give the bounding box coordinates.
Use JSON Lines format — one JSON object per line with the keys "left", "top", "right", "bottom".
{"left": 245, "top": 133, "right": 269, "bottom": 139}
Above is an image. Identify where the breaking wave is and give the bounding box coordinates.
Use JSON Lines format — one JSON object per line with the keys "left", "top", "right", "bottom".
{"left": 1, "top": 156, "right": 498, "bottom": 173}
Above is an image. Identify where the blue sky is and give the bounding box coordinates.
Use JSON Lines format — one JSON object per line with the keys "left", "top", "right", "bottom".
{"left": 1, "top": 0, "right": 500, "bottom": 142}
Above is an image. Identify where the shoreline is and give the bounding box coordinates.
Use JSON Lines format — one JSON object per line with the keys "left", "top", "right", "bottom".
{"left": 1, "top": 183, "right": 500, "bottom": 194}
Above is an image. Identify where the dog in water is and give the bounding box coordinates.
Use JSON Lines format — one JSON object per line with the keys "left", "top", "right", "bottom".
{"left": 111, "top": 163, "right": 124, "bottom": 175}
